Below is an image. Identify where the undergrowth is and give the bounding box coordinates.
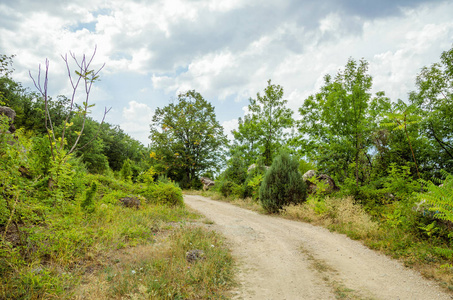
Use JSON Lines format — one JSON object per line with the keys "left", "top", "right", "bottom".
{"left": 0, "top": 173, "right": 234, "bottom": 299}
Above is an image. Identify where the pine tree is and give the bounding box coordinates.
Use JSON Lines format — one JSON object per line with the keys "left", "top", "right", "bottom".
{"left": 259, "top": 151, "right": 306, "bottom": 213}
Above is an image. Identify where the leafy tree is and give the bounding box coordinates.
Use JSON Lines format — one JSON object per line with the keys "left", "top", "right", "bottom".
{"left": 0, "top": 54, "right": 15, "bottom": 78}
{"left": 120, "top": 159, "right": 133, "bottom": 182}
{"left": 410, "top": 46, "right": 453, "bottom": 173}
{"left": 232, "top": 80, "right": 294, "bottom": 166}
{"left": 149, "top": 90, "right": 227, "bottom": 188}
{"left": 383, "top": 100, "right": 422, "bottom": 179}
{"left": 298, "top": 58, "right": 374, "bottom": 186}
{"left": 259, "top": 151, "right": 306, "bottom": 213}
{"left": 230, "top": 114, "right": 261, "bottom": 167}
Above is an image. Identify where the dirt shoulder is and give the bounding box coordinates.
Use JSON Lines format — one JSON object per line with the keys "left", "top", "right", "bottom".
{"left": 184, "top": 195, "right": 452, "bottom": 300}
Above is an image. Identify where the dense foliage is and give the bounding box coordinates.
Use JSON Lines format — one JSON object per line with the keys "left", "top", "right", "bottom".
{"left": 149, "top": 90, "right": 227, "bottom": 188}
{"left": 231, "top": 80, "right": 294, "bottom": 166}
{"left": 2, "top": 44, "right": 453, "bottom": 296}
{"left": 259, "top": 151, "right": 307, "bottom": 213}
{"left": 1, "top": 53, "right": 225, "bottom": 298}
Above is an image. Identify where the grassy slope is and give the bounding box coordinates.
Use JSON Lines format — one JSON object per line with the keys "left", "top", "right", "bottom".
{"left": 0, "top": 177, "right": 235, "bottom": 299}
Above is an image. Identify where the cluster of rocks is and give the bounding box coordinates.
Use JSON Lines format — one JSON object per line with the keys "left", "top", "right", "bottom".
{"left": 118, "top": 197, "right": 141, "bottom": 209}
{"left": 0, "top": 106, "right": 16, "bottom": 134}
{"left": 200, "top": 176, "right": 215, "bottom": 191}
{"left": 302, "top": 170, "right": 339, "bottom": 194}
{"left": 185, "top": 249, "right": 205, "bottom": 263}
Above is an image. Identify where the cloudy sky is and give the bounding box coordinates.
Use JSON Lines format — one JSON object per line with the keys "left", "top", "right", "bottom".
{"left": 1, "top": 0, "right": 452, "bottom": 145}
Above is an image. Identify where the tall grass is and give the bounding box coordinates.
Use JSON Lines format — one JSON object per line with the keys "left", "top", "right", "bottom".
{"left": 283, "top": 196, "right": 379, "bottom": 240}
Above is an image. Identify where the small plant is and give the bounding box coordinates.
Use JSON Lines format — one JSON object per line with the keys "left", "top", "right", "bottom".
{"left": 259, "top": 151, "right": 307, "bottom": 213}
{"left": 247, "top": 173, "right": 263, "bottom": 201}
{"left": 120, "top": 159, "right": 133, "bottom": 182}
{"left": 81, "top": 182, "right": 97, "bottom": 212}
{"left": 419, "top": 221, "right": 440, "bottom": 237}
{"left": 417, "top": 170, "right": 453, "bottom": 223}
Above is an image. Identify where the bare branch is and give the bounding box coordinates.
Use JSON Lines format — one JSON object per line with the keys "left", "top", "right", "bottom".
{"left": 29, "top": 59, "right": 56, "bottom": 160}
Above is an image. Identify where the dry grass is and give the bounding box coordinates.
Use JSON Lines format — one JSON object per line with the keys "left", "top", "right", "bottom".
{"left": 282, "top": 196, "right": 379, "bottom": 240}
{"left": 75, "top": 225, "right": 235, "bottom": 299}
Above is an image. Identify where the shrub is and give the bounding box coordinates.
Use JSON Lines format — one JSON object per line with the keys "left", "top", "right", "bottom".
{"left": 217, "top": 180, "right": 236, "bottom": 198}
{"left": 223, "top": 155, "right": 247, "bottom": 185}
{"left": 246, "top": 173, "right": 263, "bottom": 201}
{"left": 141, "top": 182, "right": 184, "bottom": 207}
{"left": 383, "top": 163, "right": 420, "bottom": 198}
{"left": 417, "top": 170, "right": 453, "bottom": 223}
{"left": 259, "top": 151, "right": 307, "bottom": 213}
{"left": 81, "top": 182, "right": 97, "bottom": 212}
{"left": 120, "top": 159, "right": 132, "bottom": 182}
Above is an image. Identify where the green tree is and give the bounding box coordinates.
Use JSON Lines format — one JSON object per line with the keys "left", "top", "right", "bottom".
{"left": 232, "top": 80, "right": 294, "bottom": 166}
{"left": 149, "top": 90, "right": 227, "bottom": 188}
{"left": 298, "top": 58, "right": 374, "bottom": 186}
{"left": 100, "top": 124, "right": 145, "bottom": 171}
{"left": 259, "top": 151, "right": 306, "bottom": 213}
{"left": 120, "top": 159, "right": 133, "bottom": 182}
{"left": 383, "top": 100, "right": 422, "bottom": 179}
{"left": 410, "top": 46, "right": 453, "bottom": 173}
{"left": 230, "top": 114, "right": 261, "bottom": 168}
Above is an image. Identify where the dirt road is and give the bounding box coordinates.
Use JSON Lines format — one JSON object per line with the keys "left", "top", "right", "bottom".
{"left": 184, "top": 195, "right": 452, "bottom": 300}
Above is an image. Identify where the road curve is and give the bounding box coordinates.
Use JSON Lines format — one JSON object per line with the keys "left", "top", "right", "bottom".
{"left": 184, "top": 194, "right": 452, "bottom": 300}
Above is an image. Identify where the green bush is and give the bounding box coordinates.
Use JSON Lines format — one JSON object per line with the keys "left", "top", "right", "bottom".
{"left": 417, "top": 170, "right": 453, "bottom": 224}
{"left": 100, "top": 190, "right": 130, "bottom": 205}
{"left": 81, "top": 182, "right": 97, "bottom": 213}
{"left": 120, "top": 159, "right": 132, "bottom": 182}
{"left": 259, "top": 151, "right": 307, "bottom": 213}
{"left": 223, "top": 155, "right": 247, "bottom": 185}
{"left": 383, "top": 163, "right": 420, "bottom": 198}
{"left": 217, "top": 180, "right": 236, "bottom": 197}
{"left": 141, "top": 182, "right": 184, "bottom": 207}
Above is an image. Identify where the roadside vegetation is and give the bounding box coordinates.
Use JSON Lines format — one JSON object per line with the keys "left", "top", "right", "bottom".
{"left": 2, "top": 44, "right": 453, "bottom": 297}
{"left": 192, "top": 46, "right": 453, "bottom": 292}
{"left": 0, "top": 52, "right": 234, "bottom": 299}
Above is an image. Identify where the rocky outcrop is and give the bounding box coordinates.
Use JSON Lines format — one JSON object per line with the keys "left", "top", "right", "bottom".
{"left": 186, "top": 249, "right": 205, "bottom": 263}
{"left": 0, "top": 106, "right": 16, "bottom": 133}
{"left": 200, "top": 177, "right": 215, "bottom": 191}
{"left": 119, "top": 197, "right": 141, "bottom": 209}
{"left": 303, "top": 170, "right": 339, "bottom": 194}
{"left": 247, "top": 163, "right": 269, "bottom": 173}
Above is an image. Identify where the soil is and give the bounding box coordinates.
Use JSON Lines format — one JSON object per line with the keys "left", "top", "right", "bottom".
{"left": 184, "top": 195, "right": 453, "bottom": 300}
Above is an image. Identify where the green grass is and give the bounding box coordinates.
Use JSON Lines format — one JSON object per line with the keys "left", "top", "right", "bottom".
{"left": 1, "top": 176, "right": 235, "bottom": 299}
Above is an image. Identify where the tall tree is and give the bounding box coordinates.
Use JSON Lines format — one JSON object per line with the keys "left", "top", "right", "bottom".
{"left": 232, "top": 80, "right": 294, "bottom": 166}
{"left": 298, "top": 58, "right": 373, "bottom": 186}
{"left": 230, "top": 114, "right": 261, "bottom": 168}
{"left": 410, "top": 46, "right": 453, "bottom": 173}
{"left": 149, "top": 90, "right": 226, "bottom": 187}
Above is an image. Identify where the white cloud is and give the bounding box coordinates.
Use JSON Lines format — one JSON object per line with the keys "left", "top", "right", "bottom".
{"left": 222, "top": 118, "right": 239, "bottom": 141}
{"left": 1, "top": 0, "right": 453, "bottom": 147}
{"left": 120, "top": 101, "right": 154, "bottom": 145}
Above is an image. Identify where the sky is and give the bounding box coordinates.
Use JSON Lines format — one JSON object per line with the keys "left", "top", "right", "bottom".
{"left": 0, "top": 0, "right": 452, "bottom": 146}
